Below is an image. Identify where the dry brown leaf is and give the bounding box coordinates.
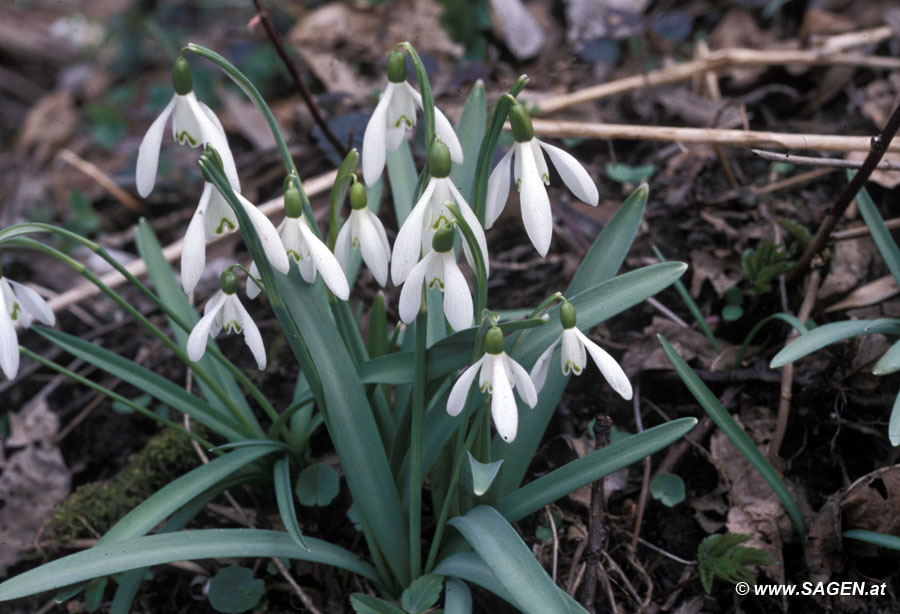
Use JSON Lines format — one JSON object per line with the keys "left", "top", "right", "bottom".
{"left": 826, "top": 275, "right": 900, "bottom": 313}
{"left": 847, "top": 150, "right": 900, "bottom": 188}
{"left": 621, "top": 317, "right": 719, "bottom": 373}
{"left": 708, "top": 9, "right": 778, "bottom": 87}
{"left": 689, "top": 248, "right": 743, "bottom": 298}
{"left": 17, "top": 90, "right": 77, "bottom": 163}
{"left": 0, "top": 396, "right": 70, "bottom": 575}
{"left": 817, "top": 237, "right": 876, "bottom": 301}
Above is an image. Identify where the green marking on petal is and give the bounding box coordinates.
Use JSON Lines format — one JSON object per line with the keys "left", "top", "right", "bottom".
{"left": 10, "top": 301, "right": 21, "bottom": 321}
{"left": 286, "top": 249, "right": 301, "bottom": 261}
{"left": 175, "top": 131, "right": 197, "bottom": 146}
{"left": 224, "top": 320, "right": 242, "bottom": 334}
{"left": 216, "top": 218, "right": 236, "bottom": 235}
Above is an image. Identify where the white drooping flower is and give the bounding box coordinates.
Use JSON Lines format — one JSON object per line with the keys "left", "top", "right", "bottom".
{"left": 136, "top": 56, "right": 240, "bottom": 198}
{"left": 362, "top": 49, "right": 463, "bottom": 187}
{"left": 447, "top": 326, "right": 538, "bottom": 443}
{"left": 247, "top": 186, "right": 349, "bottom": 301}
{"left": 485, "top": 100, "right": 599, "bottom": 257}
{"left": 0, "top": 273, "right": 55, "bottom": 380}
{"left": 530, "top": 301, "right": 632, "bottom": 400}
{"left": 187, "top": 269, "right": 266, "bottom": 370}
{"left": 391, "top": 139, "right": 488, "bottom": 286}
{"left": 398, "top": 225, "right": 473, "bottom": 331}
{"left": 335, "top": 181, "right": 391, "bottom": 287}
{"left": 182, "top": 178, "right": 289, "bottom": 294}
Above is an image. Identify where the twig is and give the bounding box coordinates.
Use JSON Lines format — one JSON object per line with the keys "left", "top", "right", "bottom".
{"left": 527, "top": 47, "right": 900, "bottom": 115}
{"left": 637, "top": 537, "right": 697, "bottom": 566}
{"left": 753, "top": 148, "right": 900, "bottom": 170}
{"left": 630, "top": 384, "right": 650, "bottom": 553}
{"left": 58, "top": 149, "right": 142, "bottom": 212}
{"left": 250, "top": 0, "right": 349, "bottom": 160}
{"left": 546, "top": 506, "right": 559, "bottom": 583}
{"left": 581, "top": 416, "right": 612, "bottom": 613}
{"left": 530, "top": 119, "right": 900, "bottom": 153}
{"left": 834, "top": 217, "right": 900, "bottom": 240}
{"left": 787, "top": 99, "right": 900, "bottom": 281}
{"left": 271, "top": 556, "right": 324, "bottom": 614}
{"left": 40, "top": 169, "right": 336, "bottom": 316}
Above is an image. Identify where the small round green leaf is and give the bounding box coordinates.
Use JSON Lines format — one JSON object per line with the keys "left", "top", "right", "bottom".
{"left": 722, "top": 305, "right": 743, "bottom": 322}
{"left": 295, "top": 463, "right": 340, "bottom": 507}
{"left": 650, "top": 472, "right": 685, "bottom": 507}
{"left": 208, "top": 565, "right": 265, "bottom": 613}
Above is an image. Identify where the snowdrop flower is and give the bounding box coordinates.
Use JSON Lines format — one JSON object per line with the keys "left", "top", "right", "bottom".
{"left": 391, "top": 140, "right": 488, "bottom": 285}
{"left": 0, "top": 269, "right": 55, "bottom": 380}
{"left": 249, "top": 186, "right": 349, "bottom": 301}
{"left": 447, "top": 326, "right": 537, "bottom": 442}
{"left": 485, "top": 100, "right": 599, "bottom": 256}
{"left": 398, "top": 224, "right": 472, "bottom": 331}
{"left": 188, "top": 269, "right": 266, "bottom": 369}
{"left": 362, "top": 49, "right": 463, "bottom": 186}
{"left": 136, "top": 55, "right": 240, "bottom": 198}
{"left": 530, "top": 301, "right": 631, "bottom": 400}
{"left": 335, "top": 181, "right": 391, "bottom": 286}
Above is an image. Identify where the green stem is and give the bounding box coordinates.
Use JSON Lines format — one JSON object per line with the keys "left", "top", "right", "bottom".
{"left": 328, "top": 150, "right": 359, "bottom": 250}
{"left": 409, "top": 310, "right": 428, "bottom": 579}
{"left": 5, "top": 237, "right": 262, "bottom": 438}
{"left": 20, "top": 347, "right": 216, "bottom": 449}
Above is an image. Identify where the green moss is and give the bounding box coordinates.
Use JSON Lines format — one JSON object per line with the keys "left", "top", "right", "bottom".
{"left": 49, "top": 428, "right": 201, "bottom": 543}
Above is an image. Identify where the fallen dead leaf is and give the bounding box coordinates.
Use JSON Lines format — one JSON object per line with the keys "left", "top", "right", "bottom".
{"left": 826, "top": 275, "right": 900, "bottom": 313}
{"left": 17, "top": 89, "right": 77, "bottom": 164}
{"left": 817, "top": 237, "right": 876, "bottom": 301}
{"left": 689, "top": 248, "right": 743, "bottom": 299}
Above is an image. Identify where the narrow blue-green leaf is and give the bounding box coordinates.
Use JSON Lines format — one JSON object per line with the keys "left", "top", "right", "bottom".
{"left": 653, "top": 244, "right": 720, "bottom": 354}
{"left": 450, "top": 80, "right": 487, "bottom": 201}
{"left": 274, "top": 457, "right": 310, "bottom": 551}
{"left": 209, "top": 440, "right": 293, "bottom": 453}
{"left": 432, "top": 552, "right": 515, "bottom": 605}
{"left": 855, "top": 183, "right": 900, "bottom": 288}
{"left": 387, "top": 141, "right": 417, "bottom": 226}
{"left": 0, "top": 529, "right": 380, "bottom": 601}
{"left": 34, "top": 326, "right": 248, "bottom": 441}
{"left": 873, "top": 338, "right": 900, "bottom": 375}
{"left": 496, "top": 418, "right": 696, "bottom": 522}
{"left": 494, "top": 263, "right": 687, "bottom": 496}
{"left": 735, "top": 312, "right": 808, "bottom": 368}
{"left": 843, "top": 529, "right": 900, "bottom": 551}
{"left": 350, "top": 593, "right": 406, "bottom": 614}
{"left": 569, "top": 183, "right": 648, "bottom": 294}
{"left": 0, "top": 223, "right": 54, "bottom": 242}
{"left": 467, "top": 453, "right": 503, "bottom": 497}
{"left": 660, "top": 335, "right": 805, "bottom": 537}
{"left": 770, "top": 319, "right": 900, "bottom": 368}
{"left": 444, "top": 578, "right": 472, "bottom": 614}
{"left": 135, "top": 220, "right": 257, "bottom": 431}
{"left": 449, "top": 507, "right": 588, "bottom": 614}
{"left": 890, "top": 391, "right": 900, "bottom": 447}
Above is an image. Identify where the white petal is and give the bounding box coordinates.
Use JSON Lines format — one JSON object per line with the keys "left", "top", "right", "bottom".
{"left": 398, "top": 255, "right": 430, "bottom": 324}
{"left": 0, "top": 290, "right": 19, "bottom": 380}
{"left": 187, "top": 291, "right": 226, "bottom": 361}
{"left": 234, "top": 296, "right": 266, "bottom": 370}
{"left": 384, "top": 125, "right": 407, "bottom": 152}
{"left": 135, "top": 96, "right": 175, "bottom": 198}
{"left": 529, "top": 337, "right": 560, "bottom": 393}
{"left": 181, "top": 191, "right": 209, "bottom": 294}
{"left": 357, "top": 211, "right": 390, "bottom": 287}
{"left": 574, "top": 328, "right": 632, "bottom": 400}
{"left": 538, "top": 140, "right": 599, "bottom": 205}
{"left": 199, "top": 100, "right": 226, "bottom": 138}
{"left": 531, "top": 140, "right": 549, "bottom": 185}
{"left": 485, "top": 148, "right": 514, "bottom": 229}
{"left": 391, "top": 179, "right": 435, "bottom": 284}
{"left": 490, "top": 358, "right": 518, "bottom": 443}
{"left": 393, "top": 83, "right": 420, "bottom": 129}
{"left": 186, "top": 93, "right": 241, "bottom": 191}
{"left": 334, "top": 219, "right": 352, "bottom": 273}
{"left": 9, "top": 280, "right": 54, "bottom": 326}
{"left": 237, "top": 194, "right": 289, "bottom": 274}
{"left": 205, "top": 187, "right": 238, "bottom": 239}
{"left": 507, "top": 355, "right": 538, "bottom": 408}
{"left": 446, "top": 181, "right": 490, "bottom": 277}
{"left": 440, "top": 254, "right": 472, "bottom": 332}
{"left": 246, "top": 260, "right": 263, "bottom": 300}
{"left": 362, "top": 86, "right": 394, "bottom": 186}
{"left": 171, "top": 95, "right": 202, "bottom": 147}
{"left": 434, "top": 106, "right": 464, "bottom": 164}
{"left": 518, "top": 143, "right": 553, "bottom": 256}
{"left": 299, "top": 221, "right": 350, "bottom": 300}
{"left": 560, "top": 327, "right": 586, "bottom": 375}
{"left": 447, "top": 357, "right": 485, "bottom": 416}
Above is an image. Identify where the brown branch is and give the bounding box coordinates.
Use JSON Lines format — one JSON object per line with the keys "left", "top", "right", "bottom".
{"left": 581, "top": 415, "right": 612, "bottom": 613}
{"left": 752, "top": 148, "right": 900, "bottom": 170}
{"left": 251, "top": 0, "right": 349, "bottom": 160}
{"left": 786, "top": 99, "right": 900, "bottom": 281}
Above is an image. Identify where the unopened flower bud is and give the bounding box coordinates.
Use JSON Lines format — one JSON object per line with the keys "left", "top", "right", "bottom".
{"left": 220, "top": 268, "right": 238, "bottom": 294}
{"left": 172, "top": 56, "right": 193, "bottom": 96}
{"left": 349, "top": 181, "right": 368, "bottom": 211}
{"left": 508, "top": 101, "right": 534, "bottom": 143}
{"left": 284, "top": 186, "right": 303, "bottom": 218}
{"left": 429, "top": 139, "right": 452, "bottom": 179}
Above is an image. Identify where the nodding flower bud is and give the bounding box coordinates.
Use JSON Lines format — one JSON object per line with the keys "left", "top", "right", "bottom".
{"left": 431, "top": 223, "right": 456, "bottom": 253}
{"left": 202, "top": 144, "right": 224, "bottom": 171}
{"left": 220, "top": 268, "right": 238, "bottom": 294}
{"left": 387, "top": 50, "right": 407, "bottom": 84}
{"left": 349, "top": 181, "right": 368, "bottom": 211}
{"left": 485, "top": 326, "right": 505, "bottom": 355}
{"left": 429, "top": 139, "right": 452, "bottom": 179}
{"left": 508, "top": 101, "right": 534, "bottom": 143}
{"left": 284, "top": 185, "right": 303, "bottom": 218}
{"left": 172, "top": 56, "right": 193, "bottom": 96}
{"left": 560, "top": 301, "right": 576, "bottom": 329}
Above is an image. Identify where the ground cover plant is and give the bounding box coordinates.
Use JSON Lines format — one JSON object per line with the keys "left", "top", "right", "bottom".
{"left": 2, "top": 1, "right": 900, "bottom": 612}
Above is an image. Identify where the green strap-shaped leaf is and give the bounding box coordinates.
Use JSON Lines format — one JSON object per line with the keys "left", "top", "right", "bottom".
{"left": 873, "top": 337, "right": 900, "bottom": 376}
{"left": 0, "top": 529, "right": 380, "bottom": 602}
{"left": 274, "top": 457, "right": 310, "bottom": 551}
{"left": 855, "top": 183, "right": 900, "bottom": 288}
{"left": 448, "top": 506, "right": 587, "bottom": 614}
{"left": 843, "top": 529, "right": 900, "bottom": 551}
{"left": 387, "top": 141, "right": 417, "bottom": 226}
{"left": 496, "top": 418, "right": 696, "bottom": 522}
{"left": 432, "top": 551, "right": 515, "bottom": 605}
{"left": 660, "top": 335, "right": 805, "bottom": 537}
{"left": 33, "top": 326, "right": 249, "bottom": 441}
{"left": 444, "top": 578, "right": 473, "bottom": 614}
{"left": 890, "top": 390, "right": 900, "bottom": 447}
{"left": 770, "top": 319, "right": 900, "bottom": 368}
{"left": 450, "top": 80, "right": 487, "bottom": 202}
